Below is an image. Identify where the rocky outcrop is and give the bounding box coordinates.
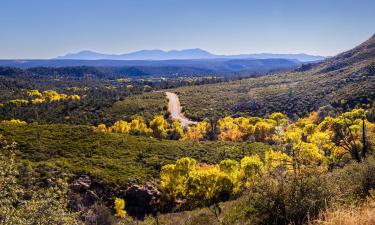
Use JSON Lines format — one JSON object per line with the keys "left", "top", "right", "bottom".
{"left": 68, "top": 174, "right": 162, "bottom": 221}
{"left": 125, "top": 183, "right": 161, "bottom": 219}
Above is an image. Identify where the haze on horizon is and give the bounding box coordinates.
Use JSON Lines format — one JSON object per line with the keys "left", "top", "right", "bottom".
{"left": 0, "top": 0, "right": 374, "bottom": 59}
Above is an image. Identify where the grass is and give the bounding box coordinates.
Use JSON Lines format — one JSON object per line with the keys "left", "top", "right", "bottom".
{"left": 120, "top": 198, "right": 248, "bottom": 225}
{"left": 311, "top": 195, "right": 375, "bottom": 225}
{"left": 0, "top": 123, "right": 271, "bottom": 186}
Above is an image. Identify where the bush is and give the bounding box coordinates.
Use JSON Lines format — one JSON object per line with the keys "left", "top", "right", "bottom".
{"left": 329, "top": 156, "right": 375, "bottom": 202}
{"left": 83, "top": 203, "right": 115, "bottom": 225}
{"left": 223, "top": 172, "right": 331, "bottom": 225}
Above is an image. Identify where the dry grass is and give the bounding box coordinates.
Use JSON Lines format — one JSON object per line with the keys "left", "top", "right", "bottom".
{"left": 311, "top": 195, "right": 375, "bottom": 225}
{"left": 119, "top": 199, "right": 241, "bottom": 225}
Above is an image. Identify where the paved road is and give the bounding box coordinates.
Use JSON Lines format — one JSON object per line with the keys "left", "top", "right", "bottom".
{"left": 165, "top": 92, "right": 197, "bottom": 127}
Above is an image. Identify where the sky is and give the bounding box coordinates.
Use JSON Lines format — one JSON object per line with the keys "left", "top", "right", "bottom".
{"left": 0, "top": 0, "right": 374, "bottom": 59}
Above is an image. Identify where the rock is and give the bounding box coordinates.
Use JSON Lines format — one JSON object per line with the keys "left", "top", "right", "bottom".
{"left": 45, "top": 178, "right": 56, "bottom": 187}
{"left": 70, "top": 174, "right": 91, "bottom": 192}
{"left": 124, "top": 183, "right": 161, "bottom": 219}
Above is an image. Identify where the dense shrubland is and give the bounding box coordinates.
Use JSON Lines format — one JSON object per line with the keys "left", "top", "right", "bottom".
{"left": 1, "top": 106, "right": 375, "bottom": 224}
{"left": 95, "top": 108, "right": 375, "bottom": 169}
{"left": 117, "top": 108, "right": 375, "bottom": 225}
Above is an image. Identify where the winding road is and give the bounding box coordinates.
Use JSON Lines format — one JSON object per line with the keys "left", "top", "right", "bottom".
{"left": 166, "top": 92, "right": 197, "bottom": 127}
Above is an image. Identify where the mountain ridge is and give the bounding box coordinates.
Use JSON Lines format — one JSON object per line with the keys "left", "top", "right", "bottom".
{"left": 56, "top": 48, "right": 325, "bottom": 62}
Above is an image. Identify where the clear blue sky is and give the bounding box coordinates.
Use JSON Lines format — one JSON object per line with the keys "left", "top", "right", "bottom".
{"left": 1, "top": 0, "right": 374, "bottom": 59}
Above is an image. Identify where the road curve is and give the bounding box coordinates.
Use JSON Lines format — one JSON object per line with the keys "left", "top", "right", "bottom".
{"left": 166, "top": 92, "right": 197, "bottom": 127}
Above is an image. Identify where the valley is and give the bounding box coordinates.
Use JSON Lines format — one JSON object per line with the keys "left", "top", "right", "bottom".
{"left": 0, "top": 2, "right": 374, "bottom": 224}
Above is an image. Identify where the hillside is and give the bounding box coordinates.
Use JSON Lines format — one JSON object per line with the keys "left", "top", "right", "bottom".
{"left": 172, "top": 34, "right": 375, "bottom": 119}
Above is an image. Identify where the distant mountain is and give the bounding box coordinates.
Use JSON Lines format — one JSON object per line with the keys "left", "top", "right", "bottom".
{"left": 118, "top": 49, "right": 214, "bottom": 60}
{"left": 56, "top": 49, "right": 325, "bottom": 62}
{"left": 58, "top": 51, "right": 112, "bottom": 60}
{"left": 57, "top": 49, "right": 214, "bottom": 61}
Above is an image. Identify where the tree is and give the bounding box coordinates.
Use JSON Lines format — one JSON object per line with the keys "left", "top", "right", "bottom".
{"left": 69, "top": 94, "right": 81, "bottom": 100}
{"left": 130, "top": 117, "right": 152, "bottom": 136}
{"left": 27, "top": 89, "right": 43, "bottom": 98}
{"left": 220, "top": 159, "right": 241, "bottom": 192}
{"left": 114, "top": 198, "right": 127, "bottom": 218}
{"left": 183, "top": 121, "right": 209, "bottom": 141}
{"left": 160, "top": 157, "right": 239, "bottom": 209}
{"left": 1, "top": 119, "right": 27, "bottom": 125}
{"left": 96, "top": 124, "right": 108, "bottom": 132}
{"left": 168, "top": 121, "right": 184, "bottom": 140}
{"left": 150, "top": 115, "right": 169, "bottom": 139}
{"left": 329, "top": 109, "right": 366, "bottom": 162}
{"left": 254, "top": 121, "right": 274, "bottom": 143}
{"left": 186, "top": 165, "right": 233, "bottom": 207}
{"left": 269, "top": 112, "right": 288, "bottom": 126}
{"left": 160, "top": 158, "right": 197, "bottom": 207}
{"left": 43, "top": 90, "right": 63, "bottom": 101}
{"left": 264, "top": 149, "right": 293, "bottom": 173}
{"left": 109, "top": 120, "right": 131, "bottom": 133}
{"left": 218, "top": 117, "right": 243, "bottom": 141}
{"left": 240, "top": 155, "right": 263, "bottom": 188}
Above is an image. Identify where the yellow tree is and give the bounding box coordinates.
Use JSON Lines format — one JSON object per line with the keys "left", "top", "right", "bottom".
{"left": 269, "top": 112, "right": 288, "bottom": 126}
{"left": 114, "top": 198, "right": 126, "bottom": 218}
{"left": 235, "top": 117, "right": 255, "bottom": 140}
{"left": 264, "top": 149, "right": 293, "bottom": 173}
{"left": 150, "top": 115, "right": 169, "bottom": 139}
{"left": 219, "top": 159, "right": 241, "bottom": 192}
{"left": 96, "top": 124, "right": 108, "bottom": 132}
{"left": 168, "top": 121, "right": 184, "bottom": 140}
{"left": 68, "top": 94, "right": 81, "bottom": 100}
{"left": 254, "top": 121, "right": 274, "bottom": 142}
{"left": 129, "top": 117, "right": 152, "bottom": 136}
{"left": 324, "top": 109, "right": 367, "bottom": 162}
{"left": 160, "top": 157, "right": 197, "bottom": 205}
{"left": 27, "top": 89, "right": 43, "bottom": 98}
{"left": 240, "top": 155, "right": 263, "bottom": 188}
{"left": 186, "top": 165, "right": 233, "bottom": 207}
{"left": 109, "top": 120, "right": 131, "bottom": 133}
{"left": 184, "top": 121, "right": 209, "bottom": 141}
{"left": 218, "top": 117, "right": 243, "bottom": 141}
{"left": 43, "top": 90, "right": 62, "bottom": 101}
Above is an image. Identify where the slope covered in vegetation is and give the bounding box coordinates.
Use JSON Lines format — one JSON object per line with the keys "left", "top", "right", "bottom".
{"left": 0, "top": 122, "right": 265, "bottom": 185}
{"left": 173, "top": 34, "right": 375, "bottom": 120}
